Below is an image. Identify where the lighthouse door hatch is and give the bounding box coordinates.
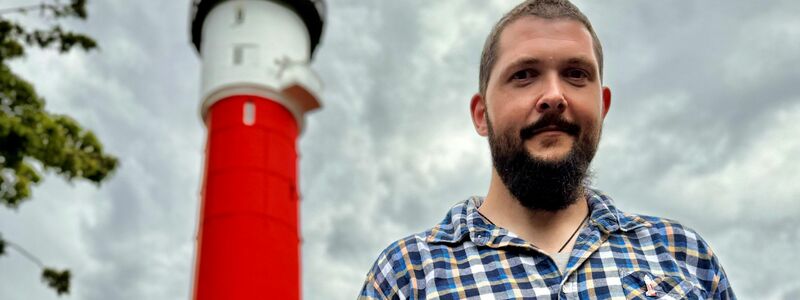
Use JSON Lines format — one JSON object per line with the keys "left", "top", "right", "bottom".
{"left": 232, "top": 44, "right": 259, "bottom": 66}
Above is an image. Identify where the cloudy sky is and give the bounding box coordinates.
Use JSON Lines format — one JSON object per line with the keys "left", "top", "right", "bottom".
{"left": 1, "top": 0, "right": 798, "bottom": 299}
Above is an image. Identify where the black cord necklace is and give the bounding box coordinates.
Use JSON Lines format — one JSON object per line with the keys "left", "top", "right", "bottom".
{"left": 557, "top": 213, "right": 589, "bottom": 253}
{"left": 477, "top": 210, "right": 590, "bottom": 253}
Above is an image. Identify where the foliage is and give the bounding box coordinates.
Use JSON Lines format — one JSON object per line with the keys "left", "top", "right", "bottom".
{"left": 42, "top": 268, "right": 71, "bottom": 296}
{"left": 0, "top": 0, "right": 117, "bottom": 296}
{"left": 0, "top": 63, "right": 117, "bottom": 208}
{"left": 0, "top": 0, "right": 116, "bottom": 207}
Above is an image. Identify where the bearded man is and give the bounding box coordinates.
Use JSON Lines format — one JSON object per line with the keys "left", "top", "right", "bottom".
{"left": 359, "top": 0, "right": 735, "bottom": 299}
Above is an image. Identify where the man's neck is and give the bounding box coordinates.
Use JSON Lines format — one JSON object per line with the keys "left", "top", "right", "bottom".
{"left": 478, "top": 169, "right": 590, "bottom": 254}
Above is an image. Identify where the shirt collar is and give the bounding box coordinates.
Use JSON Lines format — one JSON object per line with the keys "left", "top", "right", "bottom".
{"left": 425, "top": 195, "right": 486, "bottom": 244}
{"left": 425, "top": 188, "right": 651, "bottom": 245}
{"left": 586, "top": 188, "right": 652, "bottom": 234}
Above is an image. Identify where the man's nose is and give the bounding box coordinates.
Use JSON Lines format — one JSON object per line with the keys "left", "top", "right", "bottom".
{"left": 535, "top": 75, "right": 567, "bottom": 114}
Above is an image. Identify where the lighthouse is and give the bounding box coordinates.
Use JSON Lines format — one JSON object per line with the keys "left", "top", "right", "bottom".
{"left": 189, "top": 0, "right": 325, "bottom": 299}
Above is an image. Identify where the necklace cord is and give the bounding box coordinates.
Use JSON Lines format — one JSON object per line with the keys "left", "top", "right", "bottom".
{"left": 476, "top": 210, "right": 590, "bottom": 253}
{"left": 557, "top": 213, "right": 590, "bottom": 253}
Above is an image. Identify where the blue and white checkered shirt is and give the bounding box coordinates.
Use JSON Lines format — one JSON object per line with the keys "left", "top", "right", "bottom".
{"left": 359, "top": 189, "right": 735, "bottom": 299}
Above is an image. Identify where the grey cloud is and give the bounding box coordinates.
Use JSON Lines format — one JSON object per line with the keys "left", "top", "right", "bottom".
{"left": 2, "top": 1, "right": 799, "bottom": 300}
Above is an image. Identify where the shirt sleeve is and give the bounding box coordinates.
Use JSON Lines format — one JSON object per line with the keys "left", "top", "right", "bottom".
{"left": 686, "top": 227, "right": 737, "bottom": 300}
{"left": 709, "top": 255, "right": 736, "bottom": 299}
{"left": 649, "top": 217, "right": 737, "bottom": 299}
{"left": 358, "top": 248, "right": 403, "bottom": 300}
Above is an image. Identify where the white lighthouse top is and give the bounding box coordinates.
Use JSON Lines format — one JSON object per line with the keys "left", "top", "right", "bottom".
{"left": 190, "top": 0, "right": 326, "bottom": 130}
{"left": 191, "top": 0, "right": 325, "bottom": 56}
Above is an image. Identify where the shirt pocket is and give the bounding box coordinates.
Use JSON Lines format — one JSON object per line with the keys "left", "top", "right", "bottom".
{"left": 619, "top": 270, "right": 703, "bottom": 300}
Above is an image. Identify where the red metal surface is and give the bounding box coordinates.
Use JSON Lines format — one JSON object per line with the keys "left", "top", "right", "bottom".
{"left": 193, "top": 95, "right": 300, "bottom": 299}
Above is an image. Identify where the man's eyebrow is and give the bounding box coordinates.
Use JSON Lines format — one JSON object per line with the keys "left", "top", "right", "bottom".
{"left": 502, "top": 56, "right": 597, "bottom": 72}
{"left": 500, "top": 57, "right": 541, "bottom": 75}
{"left": 565, "top": 57, "right": 597, "bottom": 70}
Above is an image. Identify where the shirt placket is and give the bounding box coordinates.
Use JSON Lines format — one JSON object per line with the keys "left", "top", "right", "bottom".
{"left": 557, "top": 222, "right": 610, "bottom": 300}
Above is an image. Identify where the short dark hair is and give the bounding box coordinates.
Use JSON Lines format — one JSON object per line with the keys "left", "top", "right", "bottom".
{"left": 479, "top": 0, "right": 603, "bottom": 97}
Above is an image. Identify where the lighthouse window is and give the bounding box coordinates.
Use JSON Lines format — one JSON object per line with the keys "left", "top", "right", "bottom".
{"left": 235, "top": 7, "right": 244, "bottom": 25}
{"left": 232, "top": 44, "right": 259, "bottom": 65}
{"left": 233, "top": 46, "right": 243, "bottom": 65}
{"left": 243, "top": 101, "right": 256, "bottom": 125}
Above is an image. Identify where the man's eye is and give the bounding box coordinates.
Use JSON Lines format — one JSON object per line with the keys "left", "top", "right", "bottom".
{"left": 565, "top": 68, "right": 588, "bottom": 79}
{"left": 511, "top": 69, "right": 536, "bottom": 81}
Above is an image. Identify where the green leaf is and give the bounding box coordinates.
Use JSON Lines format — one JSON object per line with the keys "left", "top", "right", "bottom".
{"left": 42, "top": 268, "right": 71, "bottom": 296}
{"left": 1, "top": 1, "right": 108, "bottom": 295}
{"left": 70, "top": 0, "right": 88, "bottom": 19}
{"left": 0, "top": 64, "right": 118, "bottom": 208}
{"left": 0, "top": 20, "right": 26, "bottom": 62}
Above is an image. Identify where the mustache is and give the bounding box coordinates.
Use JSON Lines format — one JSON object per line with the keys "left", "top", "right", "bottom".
{"left": 520, "top": 113, "right": 581, "bottom": 140}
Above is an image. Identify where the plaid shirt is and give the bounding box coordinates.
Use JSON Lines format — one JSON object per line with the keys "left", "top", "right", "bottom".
{"left": 359, "top": 189, "right": 735, "bottom": 299}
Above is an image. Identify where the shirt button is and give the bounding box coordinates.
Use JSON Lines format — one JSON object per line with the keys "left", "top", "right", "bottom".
{"left": 562, "top": 282, "right": 576, "bottom": 293}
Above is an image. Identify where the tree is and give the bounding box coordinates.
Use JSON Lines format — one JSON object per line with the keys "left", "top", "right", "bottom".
{"left": 0, "top": 0, "right": 118, "bottom": 296}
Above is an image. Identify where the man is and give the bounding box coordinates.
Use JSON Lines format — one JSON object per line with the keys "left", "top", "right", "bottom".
{"left": 359, "top": 0, "right": 735, "bottom": 299}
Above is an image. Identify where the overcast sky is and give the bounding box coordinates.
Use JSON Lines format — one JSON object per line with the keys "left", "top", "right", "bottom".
{"left": 1, "top": 0, "right": 798, "bottom": 299}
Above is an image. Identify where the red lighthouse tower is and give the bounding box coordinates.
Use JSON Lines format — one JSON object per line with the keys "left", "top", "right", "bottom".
{"left": 189, "top": 1, "right": 324, "bottom": 299}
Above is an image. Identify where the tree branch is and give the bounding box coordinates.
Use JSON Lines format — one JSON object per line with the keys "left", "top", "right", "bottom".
{"left": 0, "top": 0, "right": 87, "bottom": 19}
{"left": 3, "top": 239, "right": 45, "bottom": 268}
{"left": 0, "top": 4, "right": 49, "bottom": 16}
{"left": 1, "top": 237, "right": 71, "bottom": 295}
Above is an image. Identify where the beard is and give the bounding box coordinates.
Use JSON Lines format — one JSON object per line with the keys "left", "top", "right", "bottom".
{"left": 487, "top": 112, "right": 600, "bottom": 212}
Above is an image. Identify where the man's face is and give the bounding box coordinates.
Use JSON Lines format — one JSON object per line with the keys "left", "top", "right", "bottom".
{"left": 470, "top": 16, "right": 611, "bottom": 210}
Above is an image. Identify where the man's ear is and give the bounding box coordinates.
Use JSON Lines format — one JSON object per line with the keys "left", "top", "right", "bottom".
{"left": 470, "top": 93, "right": 489, "bottom": 137}
{"left": 601, "top": 86, "right": 612, "bottom": 119}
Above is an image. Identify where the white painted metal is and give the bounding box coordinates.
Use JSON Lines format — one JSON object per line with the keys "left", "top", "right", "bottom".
{"left": 199, "top": 0, "right": 321, "bottom": 129}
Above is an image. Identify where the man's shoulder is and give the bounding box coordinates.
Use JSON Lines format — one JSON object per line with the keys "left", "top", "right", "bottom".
{"left": 623, "top": 211, "right": 711, "bottom": 247}
{"left": 359, "top": 209, "right": 465, "bottom": 299}
{"left": 592, "top": 190, "right": 735, "bottom": 297}
{"left": 613, "top": 210, "right": 727, "bottom": 279}
{"left": 626, "top": 212, "right": 694, "bottom": 236}
{"left": 590, "top": 189, "right": 717, "bottom": 257}
{"left": 366, "top": 199, "right": 473, "bottom": 270}
{"left": 628, "top": 213, "right": 708, "bottom": 244}
{"left": 371, "top": 230, "right": 434, "bottom": 266}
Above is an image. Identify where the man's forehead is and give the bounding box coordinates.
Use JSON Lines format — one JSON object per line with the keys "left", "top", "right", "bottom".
{"left": 496, "top": 16, "right": 597, "bottom": 66}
